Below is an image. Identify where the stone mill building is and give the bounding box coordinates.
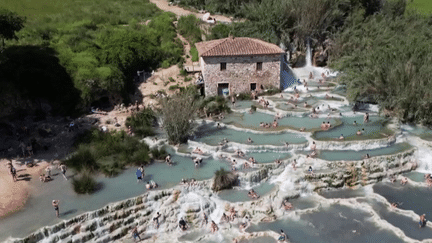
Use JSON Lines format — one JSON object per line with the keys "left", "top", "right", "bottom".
{"left": 195, "top": 36, "right": 295, "bottom": 96}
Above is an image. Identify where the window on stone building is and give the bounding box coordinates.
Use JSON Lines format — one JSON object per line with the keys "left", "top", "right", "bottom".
{"left": 250, "top": 83, "right": 257, "bottom": 91}
{"left": 220, "top": 62, "right": 226, "bottom": 71}
{"left": 256, "top": 62, "right": 263, "bottom": 71}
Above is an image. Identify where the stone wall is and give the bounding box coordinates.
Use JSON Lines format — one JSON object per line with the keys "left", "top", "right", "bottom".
{"left": 201, "top": 54, "right": 282, "bottom": 96}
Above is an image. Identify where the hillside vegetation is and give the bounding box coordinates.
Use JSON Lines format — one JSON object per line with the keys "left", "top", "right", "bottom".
{"left": 0, "top": 0, "right": 184, "bottom": 116}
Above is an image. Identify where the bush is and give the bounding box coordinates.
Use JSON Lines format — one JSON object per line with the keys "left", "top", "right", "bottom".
{"left": 64, "top": 146, "right": 99, "bottom": 173}
{"left": 65, "top": 129, "right": 151, "bottom": 176}
{"left": 212, "top": 168, "right": 238, "bottom": 192}
{"left": 169, "top": 84, "right": 180, "bottom": 90}
{"left": 169, "top": 77, "right": 175, "bottom": 82}
{"left": 261, "top": 86, "right": 281, "bottom": 95}
{"left": 150, "top": 147, "right": 168, "bottom": 160}
{"left": 177, "top": 15, "right": 202, "bottom": 44}
{"left": 72, "top": 172, "right": 97, "bottom": 194}
{"left": 160, "top": 90, "right": 199, "bottom": 144}
{"left": 125, "top": 108, "right": 156, "bottom": 137}
{"left": 236, "top": 92, "right": 252, "bottom": 101}
{"left": 199, "top": 96, "right": 231, "bottom": 116}
{"left": 184, "top": 77, "right": 192, "bottom": 82}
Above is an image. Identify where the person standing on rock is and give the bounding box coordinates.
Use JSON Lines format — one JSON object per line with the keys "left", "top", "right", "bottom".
{"left": 231, "top": 95, "right": 236, "bottom": 107}
{"left": 52, "top": 200, "right": 60, "bottom": 217}
{"left": 131, "top": 226, "right": 141, "bottom": 241}
{"left": 201, "top": 212, "right": 208, "bottom": 227}
{"left": 153, "top": 212, "right": 161, "bottom": 229}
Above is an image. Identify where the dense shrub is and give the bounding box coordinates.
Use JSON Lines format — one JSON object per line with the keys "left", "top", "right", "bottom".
{"left": 330, "top": 8, "right": 432, "bottom": 125}
{"left": 199, "top": 96, "right": 231, "bottom": 116}
{"left": 159, "top": 87, "right": 199, "bottom": 144}
{"left": 212, "top": 168, "right": 238, "bottom": 192}
{"left": 1, "top": 2, "right": 183, "bottom": 114}
{"left": 177, "top": 15, "right": 202, "bottom": 44}
{"left": 72, "top": 172, "right": 98, "bottom": 194}
{"left": 125, "top": 108, "right": 156, "bottom": 137}
{"left": 150, "top": 147, "right": 168, "bottom": 160}
{"left": 65, "top": 129, "right": 151, "bottom": 176}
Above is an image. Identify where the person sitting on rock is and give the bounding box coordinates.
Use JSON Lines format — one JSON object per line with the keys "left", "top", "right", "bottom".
{"left": 300, "top": 127, "right": 306, "bottom": 132}
{"left": 282, "top": 199, "right": 293, "bottom": 210}
{"left": 272, "top": 120, "right": 279, "bottom": 128}
{"left": 249, "top": 157, "right": 256, "bottom": 164}
{"left": 401, "top": 177, "right": 408, "bottom": 185}
{"left": 39, "top": 174, "right": 52, "bottom": 182}
{"left": 220, "top": 213, "right": 229, "bottom": 223}
{"left": 308, "top": 166, "right": 314, "bottom": 175}
{"left": 339, "top": 134, "right": 344, "bottom": 140}
{"left": 247, "top": 137, "right": 253, "bottom": 143}
{"left": 210, "top": 220, "right": 219, "bottom": 233}
{"left": 179, "top": 217, "right": 188, "bottom": 231}
{"left": 321, "top": 121, "right": 327, "bottom": 130}
{"left": 391, "top": 202, "right": 398, "bottom": 209}
{"left": 146, "top": 181, "right": 151, "bottom": 190}
{"left": 229, "top": 207, "right": 236, "bottom": 221}
{"left": 311, "top": 141, "right": 317, "bottom": 151}
{"left": 193, "top": 147, "right": 204, "bottom": 154}
{"left": 309, "top": 150, "right": 317, "bottom": 158}
{"left": 278, "top": 229, "right": 288, "bottom": 242}
{"left": 239, "top": 215, "right": 250, "bottom": 231}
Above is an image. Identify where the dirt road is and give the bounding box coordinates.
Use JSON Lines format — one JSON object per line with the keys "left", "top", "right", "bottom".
{"left": 149, "top": 0, "right": 233, "bottom": 23}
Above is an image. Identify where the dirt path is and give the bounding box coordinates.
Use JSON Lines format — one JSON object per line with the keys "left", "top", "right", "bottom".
{"left": 0, "top": 159, "right": 49, "bottom": 218}
{"left": 149, "top": 0, "right": 233, "bottom": 23}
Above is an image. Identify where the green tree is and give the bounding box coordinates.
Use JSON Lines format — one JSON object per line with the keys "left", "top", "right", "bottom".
{"left": 159, "top": 89, "right": 199, "bottom": 144}
{"left": 0, "top": 9, "right": 26, "bottom": 50}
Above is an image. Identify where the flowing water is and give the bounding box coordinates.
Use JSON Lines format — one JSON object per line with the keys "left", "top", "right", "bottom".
{"left": 2, "top": 47, "right": 432, "bottom": 243}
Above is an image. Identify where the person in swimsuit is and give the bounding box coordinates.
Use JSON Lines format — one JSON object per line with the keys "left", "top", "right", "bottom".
{"left": 132, "top": 226, "right": 141, "bottom": 241}
{"left": 201, "top": 212, "right": 208, "bottom": 227}
{"left": 278, "top": 229, "right": 287, "bottom": 241}
{"left": 153, "top": 212, "right": 161, "bottom": 229}
{"left": 419, "top": 214, "right": 426, "bottom": 228}
{"left": 136, "top": 167, "right": 143, "bottom": 183}
{"left": 10, "top": 166, "right": 17, "bottom": 182}
{"left": 52, "top": 200, "right": 60, "bottom": 217}
{"left": 59, "top": 164, "right": 67, "bottom": 180}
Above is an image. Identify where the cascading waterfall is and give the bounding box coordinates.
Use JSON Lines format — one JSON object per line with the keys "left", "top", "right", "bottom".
{"left": 305, "top": 39, "right": 312, "bottom": 67}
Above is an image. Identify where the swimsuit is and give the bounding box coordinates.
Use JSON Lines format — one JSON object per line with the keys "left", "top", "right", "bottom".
{"left": 54, "top": 206, "right": 59, "bottom": 211}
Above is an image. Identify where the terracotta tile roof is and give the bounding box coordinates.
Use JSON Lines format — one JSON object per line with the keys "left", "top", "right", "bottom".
{"left": 195, "top": 37, "right": 284, "bottom": 57}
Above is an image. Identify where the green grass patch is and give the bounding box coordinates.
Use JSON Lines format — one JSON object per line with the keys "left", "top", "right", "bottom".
{"left": 406, "top": 0, "right": 432, "bottom": 14}
{"left": 190, "top": 46, "right": 199, "bottom": 62}
{"left": 177, "top": 15, "right": 202, "bottom": 44}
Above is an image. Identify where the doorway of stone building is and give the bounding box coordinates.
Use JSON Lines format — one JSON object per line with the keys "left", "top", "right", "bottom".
{"left": 250, "top": 83, "right": 257, "bottom": 91}
{"left": 218, "top": 83, "right": 229, "bottom": 96}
